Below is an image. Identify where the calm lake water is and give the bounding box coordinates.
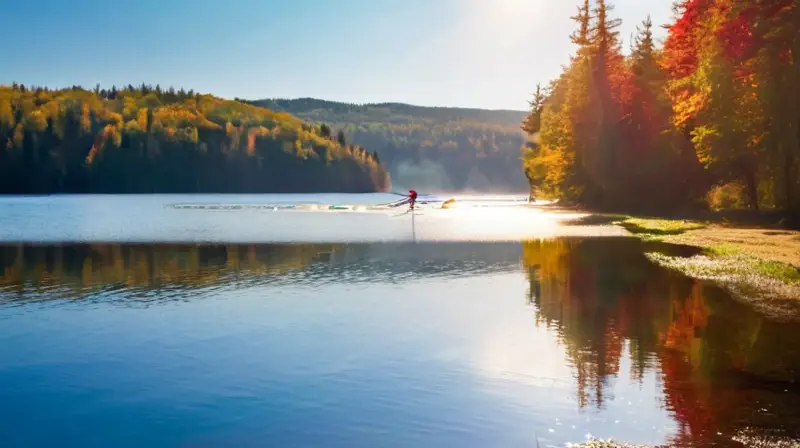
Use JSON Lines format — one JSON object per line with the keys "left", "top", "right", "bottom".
{"left": 1, "top": 195, "right": 799, "bottom": 447}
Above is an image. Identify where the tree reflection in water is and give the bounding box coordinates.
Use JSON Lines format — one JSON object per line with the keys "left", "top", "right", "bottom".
{"left": 2, "top": 238, "right": 800, "bottom": 446}
{"left": 522, "top": 237, "right": 800, "bottom": 447}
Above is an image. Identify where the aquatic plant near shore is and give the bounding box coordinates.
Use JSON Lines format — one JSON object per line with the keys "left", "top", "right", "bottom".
{"left": 566, "top": 438, "right": 667, "bottom": 448}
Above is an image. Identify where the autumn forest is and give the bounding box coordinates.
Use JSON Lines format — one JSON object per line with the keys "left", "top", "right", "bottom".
{"left": 2, "top": 0, "right": 799, "bottom": 221}
{"left": 0, "top": 85, "right": 388, "bottom": 194}
{"left": 522, "top": 0, "right": 800, "bottom": 218}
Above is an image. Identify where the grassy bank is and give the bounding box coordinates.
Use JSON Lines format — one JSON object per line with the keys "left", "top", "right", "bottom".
{"left": 600, "top": 214, "right": 800, "bottom": 319}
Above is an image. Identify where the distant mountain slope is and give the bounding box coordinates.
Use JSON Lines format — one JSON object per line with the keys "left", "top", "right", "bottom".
{"left": 254, "top": 98, "right": 528, "bottom": 126}
{"left": 247, "top": 98, "right": 531, "bottom": 193}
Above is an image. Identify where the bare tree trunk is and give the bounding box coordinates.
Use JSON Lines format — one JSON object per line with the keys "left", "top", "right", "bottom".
{"left": 786, "top": 153, "right": 795, "bottom": 210}
{"left": 744, "top": 168, "right": 759, "bottom": 211}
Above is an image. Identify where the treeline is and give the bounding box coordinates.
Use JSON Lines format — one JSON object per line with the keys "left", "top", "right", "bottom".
{"left": 254, "top": 98, "right": 528, "bottom": 125}
{"left": 0, "top": 84, "right": 389, "bottom": 194}
{"left": 522, "top": 0, "right": 800, "bottom": 217}
{"left": 248, "top": 98, "right": 530, "bottom": 192}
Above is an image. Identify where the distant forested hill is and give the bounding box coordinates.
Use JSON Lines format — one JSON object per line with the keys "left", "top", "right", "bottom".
{"left": 247, "top": 98, "right": 530, "bottom": 192}
{"left": 0, "top": 85, "right": 388, "bottom": 194}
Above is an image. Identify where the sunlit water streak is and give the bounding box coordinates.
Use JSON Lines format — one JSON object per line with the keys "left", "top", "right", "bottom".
{"left": 0, "top": 194, "right": 621, "bottom": 243}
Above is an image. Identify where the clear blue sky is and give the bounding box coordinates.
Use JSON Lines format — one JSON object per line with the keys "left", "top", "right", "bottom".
{"left": 0, "top": 0, "right": 673, "bottom": 110}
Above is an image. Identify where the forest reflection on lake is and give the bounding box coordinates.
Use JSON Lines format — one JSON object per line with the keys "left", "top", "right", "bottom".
{"left": 1, "top": 238, "right": 799, "bottom": 447}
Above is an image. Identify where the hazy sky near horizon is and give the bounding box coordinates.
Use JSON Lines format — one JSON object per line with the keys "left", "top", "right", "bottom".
{"left": 1, "top": 0, "right": 674, "bottom": 110}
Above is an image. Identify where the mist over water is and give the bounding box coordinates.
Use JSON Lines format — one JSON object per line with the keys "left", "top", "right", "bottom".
{"left": 391, "top": 159, "right": 455, "bottom": 192}
{"left": 388, "top": 159, "right": 530, "bottom": 194}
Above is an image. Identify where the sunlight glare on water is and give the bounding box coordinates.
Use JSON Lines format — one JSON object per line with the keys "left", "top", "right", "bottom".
{"left": 0, "top": 194, "right": 623, "bottom": 243}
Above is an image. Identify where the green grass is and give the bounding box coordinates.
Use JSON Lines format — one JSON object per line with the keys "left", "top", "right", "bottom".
{"left": 613, "top": 217, "right": 800, "bottom": 285}
{"left": 616, "top": 217, "right": 707, "bottom": 236}
{"left": 575, "top": 213, "right": 800, "bottom": 313}
{"left": 756, "top": 260, "right": 800, "bottom": 284}
{"left": 562, "top": 214, "right": 708, "bottom": 237}
{"left": 563, "top": 214, "right": 627, "bottom": 226}
{"left": 646, "top": 252, "right": 799, "bottom": 286}
{"left": 643, "top": 251, "right": 800, "bottom": 320}
{"left": 705, "top": 243, "right": 741, "bottom": 256}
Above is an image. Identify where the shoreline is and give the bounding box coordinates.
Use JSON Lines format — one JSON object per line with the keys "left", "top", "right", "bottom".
{"left": 561, "top": 210, "right": 800, "bottom": 321}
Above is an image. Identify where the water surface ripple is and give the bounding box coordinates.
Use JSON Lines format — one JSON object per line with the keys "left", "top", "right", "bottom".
{"left": 1, "top": 195, "right": 799, "bottom": 448}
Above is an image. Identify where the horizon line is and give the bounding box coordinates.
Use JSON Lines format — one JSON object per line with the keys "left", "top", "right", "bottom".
{"left": 0, "top": 82, "right": 528, "bottom": 113}
{"left": 252, "top": 97, "right": 529, "bottom": 113}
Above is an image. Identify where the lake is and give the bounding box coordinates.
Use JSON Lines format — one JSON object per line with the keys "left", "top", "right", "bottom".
{"left": 1, "top": 194, "right": 799, "bottom": 447}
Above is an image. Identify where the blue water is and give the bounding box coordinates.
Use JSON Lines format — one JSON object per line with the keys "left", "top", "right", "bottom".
{"left": 1, "top": 195, "right": 799, "bottom": 448}
{"left": 0, "top": 193, "right": 408, "bottom": 243}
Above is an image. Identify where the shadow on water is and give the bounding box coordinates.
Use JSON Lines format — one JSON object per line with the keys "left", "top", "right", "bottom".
{"left": 1, "top": 237, "right": 800, "bottom": 446}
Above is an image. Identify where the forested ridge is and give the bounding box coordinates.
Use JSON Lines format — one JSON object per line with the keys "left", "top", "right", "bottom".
{"left": 248, "top": 98, "right": 530, "bottom": 192}
{"left": 522, "top": 0, "right": 800, "bottom": 218}
{"left": 0, "top": 84, "right": 388, "bottom": 194}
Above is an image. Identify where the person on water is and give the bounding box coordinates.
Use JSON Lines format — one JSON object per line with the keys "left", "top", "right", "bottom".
{"left": 408, "top": 189, "right": 418, "bottom": 210}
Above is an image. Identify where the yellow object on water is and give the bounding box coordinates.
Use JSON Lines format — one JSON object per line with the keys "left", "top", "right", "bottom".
{"left": 441, "top": 198, "right": 456, "bottom": 209}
